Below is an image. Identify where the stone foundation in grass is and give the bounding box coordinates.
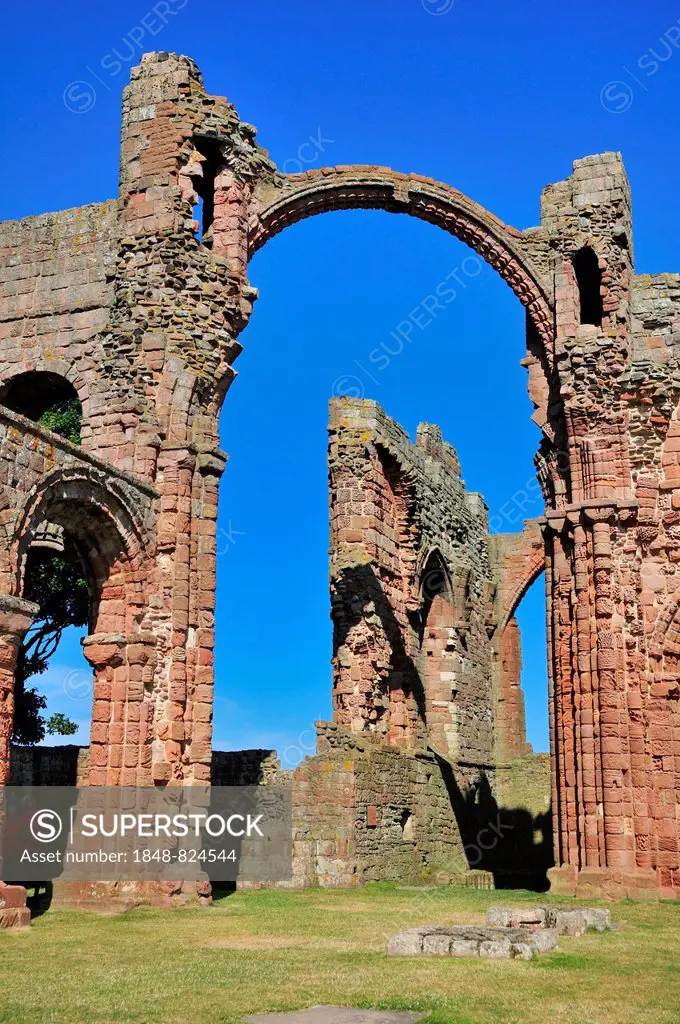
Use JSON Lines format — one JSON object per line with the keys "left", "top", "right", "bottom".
{"left": 487, "top": 905, "right": 611, "bottom": 936}
{"left": 387, "top": 925, "right": 559, "bottom": 959}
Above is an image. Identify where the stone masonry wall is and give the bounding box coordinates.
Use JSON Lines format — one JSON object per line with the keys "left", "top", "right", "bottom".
{"left": 290, "top": 723, "right": 484, "bottom": 887}
{"left": 4, "top": 51, "right": 680, "bottom": 901}
{"left": 9, "top": 744, "right": 90, "bottom": 786}
{"left": 0, "top": 203, "right": 117, "bottom": 461}
{"left": 8, "top": 743, "right": 278, "bottom": 789}
{"left": 328, "top": 397, "right": 496, "bottom": 765}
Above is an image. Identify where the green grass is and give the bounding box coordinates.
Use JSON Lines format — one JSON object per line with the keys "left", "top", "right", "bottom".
{"left": 0, "top": 884, "right": 679, "bottom": 1023}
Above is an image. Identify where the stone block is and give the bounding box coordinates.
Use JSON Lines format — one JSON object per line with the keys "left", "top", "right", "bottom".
{"left": 488, "top": 905, "right": 612, "bottom": 937}
{"left": 386, "top": 929, "right": 424, "bottom": 956}
{"left": 388, "top": 925, "right": 558, "bottom": 959}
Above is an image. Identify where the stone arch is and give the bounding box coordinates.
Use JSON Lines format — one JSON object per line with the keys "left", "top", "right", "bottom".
{"left": 248, "top": 167, "right": 568, "bottom": 505}
{"left": 417, "top": 546, "right": 453, "bottom": 601}
{"left": 8, "top": 469, "right": 156, "bottom": 785}
{"left": 250, "top": 167, "right": 554, "bottom": 354}
{"left": 490, "top": 523, "right": 546, "bottom": 762}
{"left": 11, "top": 469, "right": 150, "bottom": 632}
{"left": 418, "top": 547, "right": 455, "bottom": 629}
{"left": 0, "top": 362, "right": 91, "bottom": 436}
{"left": 498, "top": 544, "right": 546, "bottom": 637}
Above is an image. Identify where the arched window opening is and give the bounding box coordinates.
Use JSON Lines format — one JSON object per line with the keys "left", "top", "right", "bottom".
{"left": 418, "top": 551, "right": 458, "bottom": 753}
{"left": 10, "top": 491, "right": 136, "bottom": 788}
{"left": 573, "top": 247, "right": 603, "bottom": 327}
{"left": 420, "top": 552, "right": 454, "bottom": 648}
{"left": 191, "top": 136, "right": 222, "bottom": 246}
{"left": 0, "top": 372, "right": 82, "bottom": 444}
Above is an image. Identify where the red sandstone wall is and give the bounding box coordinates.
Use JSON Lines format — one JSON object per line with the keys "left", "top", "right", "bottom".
{"left": 489, "top": 522, "right": 544, "bottom": 762}
{"left": 328, "top": 397, "right": 497, "bottom": 765}
{"left": 2, "top": 51, "right": 680, "bottom": 900}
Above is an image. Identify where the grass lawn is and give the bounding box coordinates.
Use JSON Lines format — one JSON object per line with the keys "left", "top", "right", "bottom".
{"left": 0, "top": 884, "right": 678, "bottom": 1024}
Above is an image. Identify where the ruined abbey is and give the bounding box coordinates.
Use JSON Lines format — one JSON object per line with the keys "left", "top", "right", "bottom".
{"left": 1, "top": 51, "right": 680, "bottom": 918}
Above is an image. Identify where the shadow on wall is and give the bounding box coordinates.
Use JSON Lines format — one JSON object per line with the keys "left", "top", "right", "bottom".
{"left": 436, "top": 755, "right": 553, "bottom": 891}
{"left": 331, "top": 562, "right": 427, "bottom": 740}
{"left": 332, "top": 562, "right": 553, "bottom": 891}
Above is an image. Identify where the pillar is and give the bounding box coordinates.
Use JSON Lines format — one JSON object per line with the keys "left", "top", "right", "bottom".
{"left": 0, "top": 594, "right": 37, "bottom": 930}
{"left": 82, "top": 632, "right": 157, "bottom": 786}
{"left": 0, "top": 594, "right": 38, "bottom": 786}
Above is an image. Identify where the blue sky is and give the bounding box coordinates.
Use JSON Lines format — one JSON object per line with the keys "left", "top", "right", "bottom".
{"left": 3, "top": 0, "right": 680, "bottom": 756}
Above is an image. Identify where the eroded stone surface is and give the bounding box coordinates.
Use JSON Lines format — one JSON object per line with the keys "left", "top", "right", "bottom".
{"left": 487, "top": 906, "right": 612, "bottom": 936}
{"left": 387, "top": 925, "right": 558, "bottom": 959}
{"left": 1, "top": 50, "right": 679, "bottom": 906}
{"left": 0, "top": 883, "right": 30, "bottom": 930}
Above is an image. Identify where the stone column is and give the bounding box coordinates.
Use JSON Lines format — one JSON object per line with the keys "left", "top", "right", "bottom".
{"left": 0, "top": 594, "right": 38, "bottom": 786}
{"left": 547, "top": 501, "right": 657, "bottom": 898}
{"left": 185, "top": 449, "right": 227, "bottom": 784}
{"left": 150, "top": 443, "right": 197, "bottom": 784}
{"left": 495, "top": 617, "right": 528, "bottom": 761}
{"left": 0, "top": 595, "right": 37, "bottom": 930}
{"left": 82, "top": 632, "right": 157, "bottom": 786}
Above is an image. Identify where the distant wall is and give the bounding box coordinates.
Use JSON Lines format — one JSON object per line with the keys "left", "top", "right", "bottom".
{"left": 211, "top": 749, "right": 280, "bottom": 786}
{"left": 9, "top": 744, "right": 279, "bottom": 788}
{"left": 9, "top": 744, "right": 90, "bottom": 786}
{"left": 497, "top": 752, "right": 551, "bottom": 817}
{"left": 492, "top": 752, "right": 553, "bottom": 889}
{"left": 289, "top": 721, "right": 499, "bottom": 888}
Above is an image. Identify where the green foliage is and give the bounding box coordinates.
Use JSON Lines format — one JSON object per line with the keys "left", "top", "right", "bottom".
{"left": 46, "top": 712, "right": 79, "bottom": 737}
{"left": 13, "top": 549, "right": 89, "bottom": 745}
{"left": 38, "top": 397, "right": 82, "bottom": 444}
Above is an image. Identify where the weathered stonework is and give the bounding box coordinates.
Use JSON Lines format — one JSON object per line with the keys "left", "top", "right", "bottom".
{"left": 281, "top": 402, "right": 549, "bottom": 891}
{"left": 387, "top": 924, "right": 559, "bottom": 959}
{"left": 486, "top": 904, "right": 611, "bottom": 935}
{"left": 328, "top": 398, "right": 495, "bottom": 762}
{"left": 0, "top": 51, "right": 678, "bottom": 908}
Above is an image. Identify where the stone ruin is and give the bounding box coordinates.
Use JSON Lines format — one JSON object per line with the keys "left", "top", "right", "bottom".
{"left": 0, "top": 51, "right": 679, "bottom": 917}
{"left": 486, "top": 904, "right": 611, "bottom": 935}
{"left": 388, "top": 924, "right": 559, "bottom": 960}
{"left": 387, "top": 905, "right": 611, "bottom": 960}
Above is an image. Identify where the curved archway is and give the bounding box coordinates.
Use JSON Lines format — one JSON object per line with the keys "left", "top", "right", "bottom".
{"left": 8, "top": 470, "right": 153, "bottom": 785}
{"left": 498, "top": 545, "right": 546, "bottom": 637}
{"left": 218, "top": 182, "right": 559, "bottom": 772}
{"left": 0, "top": 371, "right": 82, "bottom": 444}
{"left": 489, "top": 522, "right": 547, "bottom": 762}
{"left": 245, "top": 167, "right": 569, "bottom": 507}
{"left": 250, "top": 167, "right": 554, "bottom": 356}
{"left": 12, "top": 470, "right": 147, "bottom": 612}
